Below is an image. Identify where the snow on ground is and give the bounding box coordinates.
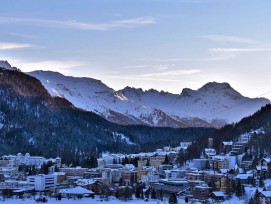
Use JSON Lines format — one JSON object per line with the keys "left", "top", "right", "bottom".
{"left": 0, "top": 197, "right": 191, "bottom": 204}
{"left": 265, "top": 179, "right": 271, "bottom": 190}
{"left": 112, "top": 132, "right": 135, "bottom": 145}
{"left": 220, "top": 196, "right": 244, "bottom": 204}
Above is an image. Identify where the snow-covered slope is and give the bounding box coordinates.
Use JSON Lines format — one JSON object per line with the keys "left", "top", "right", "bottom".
{"left": 27, "top": 70, "right": 270, "bottom": 128}
{"left": 0, "top": 60, "right": 20, "bottom": 71}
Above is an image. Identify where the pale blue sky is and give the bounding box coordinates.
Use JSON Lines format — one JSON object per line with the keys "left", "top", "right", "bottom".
{"left": 1, "top": 0, "right": 271, "bottom": 99}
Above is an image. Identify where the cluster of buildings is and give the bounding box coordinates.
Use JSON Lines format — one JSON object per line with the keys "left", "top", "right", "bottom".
{"left": 0, "top": 131, "right": 271, "bottom": 203}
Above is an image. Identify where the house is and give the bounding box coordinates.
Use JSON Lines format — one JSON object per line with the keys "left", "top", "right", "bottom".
{"left": 2, "top": 153, "right": 46, "bottom": 168}
{"left": 59, "top": 186, "right": 94, "bottom": 198}
{"left": 258, "top": 191, "right": 271, "bottom": 204}
{"left": 59, "top": 166, "right": 88, "bottom": 177}
{"left": 153, "top": 179, "right": 189, "bottom": 194}
{"left": 210, "top": 191, "right": 225, "bottom": 201}
{"left": 123, "top": 170, "right": 137, "bottom": 185}
{"left": 192, "top": 159, "right": 209, "bottom": 170}
{"left": 210, "top": 156, "right": 229, "bottom": 171}
{"left": 204, "top": 172, "right": 223, "bottom": 186}
{"left": 27, "top": 174, "right": 56, "bottom": 191}
{"left": 83, "top": 169, "right": 102, "bottom": 179}
{"left": 110, "top": 169, "right": 123, "bottom": 183}
{"left": 141, "top": 171, "right": 159, "bottom": 185}
{"left": 0, "top": 167, "right": 18, "bottom": 178}
{"left": 52, "top": 172, "right": 66, "bottom": 184}
{"left": 257, "top": 158, "right": 271, "bottom": 178}
{"left": 186, "top": 172, "right": 204, "bottom": 181}
{"left": 235, "top": 174, "right": 255, "bottom": 185}
{"left": 230, "top": 142, "right": 246, "bottom": 156}
{"left": 216, "top": 175, "right": 233, "bottom": 193}
{"left": 204, "top": 148, "right": 216, "bottom": 159}
{"left": 221, "top": 142, "right": 233, "bottom": 154}
{"left": 74, "top": 179, "right": 102, "bottom": 194}
{"left": 193, "top": 184, "right": 211, "bottom": 201}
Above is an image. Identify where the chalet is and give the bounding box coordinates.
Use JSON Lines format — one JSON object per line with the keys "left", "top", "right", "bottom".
{"left": 74, "top": 179, "right": 103, "bottom": 194}
{"left": 235, "top": 174, "right": 255, "bottom": 185}
{"left": 59, "top": 186, "right": 94, "bottom": 198}
{"left": 257, "top": 158, "right": 271, "bottom": 178}
{"left": 258, "top": 191, "right": 271, "bottom": 204}
{"left": 210, "top": 191, "right": 225, "bottom": 201}
{"left": 221, "top": 142, "right": 233, "bottom": 154}
{"left": 193, "top": 184, "right": 211, "bottom": 201}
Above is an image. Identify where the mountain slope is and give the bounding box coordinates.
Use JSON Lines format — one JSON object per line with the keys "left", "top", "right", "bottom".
{"left": 28, "top": 70, "right": 270, "bottom": 128}
{"left": 176, "top": 104, "right": 271, "bottom": 165}
{"left": 0, "top": 67, "right": 213, "bottom": 159}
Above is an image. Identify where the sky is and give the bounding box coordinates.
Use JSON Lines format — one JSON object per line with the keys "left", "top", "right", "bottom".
{"left": 0, "top": 0, "right": 271, "bottom": 99}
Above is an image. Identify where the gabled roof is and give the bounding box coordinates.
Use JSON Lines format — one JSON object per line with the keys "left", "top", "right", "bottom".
{"left": 59, "top": 186, "right": 94, "bottom": 195}
{"left": 235, "top": 174, "right": 253, "bottom": 180}
{"left": 211, "top": 191, "right": 226, "bottom": 197}
{"left": 259, "top": 191, "right": 271, "bottom": 198}
{"left": 260, "top": 158, "right": 271, "bottom": 163}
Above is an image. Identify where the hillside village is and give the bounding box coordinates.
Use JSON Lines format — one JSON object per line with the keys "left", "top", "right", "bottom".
{"left": 0, "top": 129, "right": 270, "bottom": 204}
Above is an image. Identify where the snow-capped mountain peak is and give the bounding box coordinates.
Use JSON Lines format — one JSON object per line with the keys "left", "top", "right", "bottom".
{"left": 25, "top": 69, "right": 270, "bottom": 128}
{"left": 0, "top": 60, "right": 20, "bottom": 71}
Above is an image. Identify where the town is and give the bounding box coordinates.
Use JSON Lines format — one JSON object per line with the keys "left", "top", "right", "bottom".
{"left": 0, "top": 129, "right": 269, "bottom": 204}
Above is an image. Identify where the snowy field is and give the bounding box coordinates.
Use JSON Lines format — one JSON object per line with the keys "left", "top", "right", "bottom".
{"left": 0, "top": 197, "right": 191, "bottom": 204}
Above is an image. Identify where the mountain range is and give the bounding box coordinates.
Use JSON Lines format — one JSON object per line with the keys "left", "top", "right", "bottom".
{"left": 1, "top": 59, "right": 271, "bottom": 163}
{"left": 0, "top": 60, "right": 269, "bottom": 128}
{"left": 26, "top": 69, "right": 269, "bottom": 128}
{"left": 0, "top": 62, "right": 213, "bottom": 159}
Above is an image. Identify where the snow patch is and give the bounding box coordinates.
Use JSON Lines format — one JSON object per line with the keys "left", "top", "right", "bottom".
{"left": 112, "top": 132, "right": 135, "bottom": 145}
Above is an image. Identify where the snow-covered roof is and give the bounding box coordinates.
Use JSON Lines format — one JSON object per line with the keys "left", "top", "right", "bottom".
{"left": 124, "top": 164, "right": 135, "bottom": 170}
{"left": 261, "top": 158, "right": 271, "bottom": 163}
{"left": 59, "top": 186, "right": 94, "bottom": 195}
{"left": 212, "top": 155, "right": 226, "bottom": 160}
{"left": 75, "top": 179, "right": 96, "bottom": 186}
{"left": 260, "top": 191, "right": 271, "bottom": 198}
{"left": 204, "top": 148, "right": 216, "bottom": 156}
{"left": 235, "top": 174, "right": 253, "bottom": 180}
{"left": 219, "top": 169, "right": 229, "bottom": 174}
{"left": 211, "top": 191, "right": 226, "bottom": 197}
{"left": 222, "top": 141, "right": 233, "bottom": 146}
{"left": 53, "top": 172, "right": 66, "bottom": 176}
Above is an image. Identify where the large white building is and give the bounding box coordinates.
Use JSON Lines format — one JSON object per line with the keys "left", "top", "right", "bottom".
{"left": 27, "top": 174, "right": 56, "bottom": 191}
{"left": 0, "top": 167, "right": 18, "bottom": 178}
{"left": 3, "top": 153, "right": 46, "bottom": 167}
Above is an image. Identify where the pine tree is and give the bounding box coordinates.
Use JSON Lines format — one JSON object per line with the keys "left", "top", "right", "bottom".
{"left": 151, "top": 188, "right": 156, "bottom": 199}
{"left": 254, "top": 189, "right": 261, "bottom": 204}
{"left": 145, "top": 188, "right": 150, "bottom": 199}
{"left": 168, "top": 192, "right": 177, "bottom": 204}
{"left": 159, "top": 189, "right": 163, "bottom": 201}
{"left": 58, "top": 193, "right": 62, "bottom": 200}
{"left": 135, "top": 185, "right": 141, "bottom": 199}
{"left": 146, "top": 158, "right": 150, "bottom": 166}
{"left": 248, "top": 197, "right": 254, "bottom": 204}
{"left": 140, "top": 189, "right": 144, "bottom": 200}
{"left": 163, "top": 154, "right": 169, "bottom": 164}
{"left": 236, "top": 180, "right": 243, "bottom": 197}
{"left": 115, "top": 190, "right": 119, "bottom": 199}
{"left": 259, "top": 175, "right": 265, "bottom": 188}
{"left": 32, "top": 165, "right": 37, "bottom": 175}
